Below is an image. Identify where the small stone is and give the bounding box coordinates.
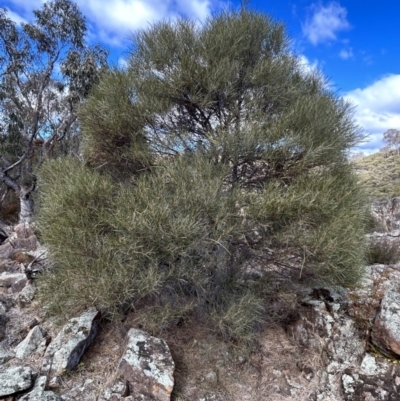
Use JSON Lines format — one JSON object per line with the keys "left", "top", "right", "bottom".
{"left": 11, "top": 236, "right": 39, "bottom": 252}
{"left": 0, "top": 243, "right": 14, "bottom": 259}
{"left": 359, "top": 354, "right": 386, "bottom": 376}
{"left": 48, "top": 376, "right": 62, "bottom": 389}
{"left": 204, "top": 370, "right": 218, "bottom": 383}
{"left": 11, "top": 276, "right": 28, "bottom": 293}
{"left": 15, "top": 326, "right": 45, "bottom": 359}
{"left": 0, "top": 273, "right": 27, "bottom": 290}
{"left": 19, "top": 284, "right": 36, "bottom": 306}
{"left": 342, "top": 374, "right": 355, "bottom": 394}
{"left": 99, "top": 380, "right": 128, "bottom": 400}
{"left": 118, "top": 328, "right": 175, "bottom": 401}
{"left": 14, "top": 223, "right": 35, "bottom": 239}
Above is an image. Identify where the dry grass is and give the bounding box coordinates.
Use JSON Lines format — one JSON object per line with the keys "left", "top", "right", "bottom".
{"left": 51, "top": 311, "right": 325, "bottom": 401}
{"left": 365, "top": 236, "right": 400, "bottom": 265}
{"left": 353, "top": 152, "right": 400, "bottom": 199}
{"left": 57, "top": 319, "right": 127, "bottom": 398}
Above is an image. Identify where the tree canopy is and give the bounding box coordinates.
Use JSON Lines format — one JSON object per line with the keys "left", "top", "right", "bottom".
{"left": 383, "top": 129, "right": 400, "bottom": 154}
{"left": 0, "top": 0, "right": 108, "bottom": 222}
{"left": 38, "top": 8, "right": 367, "bottom": 342}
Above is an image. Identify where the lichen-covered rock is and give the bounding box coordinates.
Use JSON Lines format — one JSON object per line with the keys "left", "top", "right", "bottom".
{"left": 60, "top": 378, "right": 97, "bottom": 401}
{"left": 371, "top": 291, "right": 400, "bottom": 358}
{"left": 42, "top": 309, "right": 100, "bottom": 377}
{"left": 287, "top": 287, "right": 365, "bottom": 400}
{"left": 15, "top": 326, "right": 45, "bottom": 359}
{"left": 372, "top": 197, "right": 400, "bottom": 231}
{"left": 99, "top": 380, "right": 129, "bottom": 401}
{"left": 118, "top": 328, "right": 175, "bottom": 401}
{"left": 0, "top": 366, "right": 35, "bottom": 397}
{"left": 19, "top": 376, "right": 61, "bottom": 401}
{"left": 342, "top": 354, "right": 400, "bottom": 401}
{"left": 0, "top": 258, "right": 18, "bottom": 273}
{"left": 10, "top": 236, "right": 39, "bottom": 252}
{"left": 14, "top": 223, "right": 35, "bottom": 240}
{"left": 0, "top": 344, "right": 14, "bottom": 365}
{"left": 19, "top": 284, "right": 36, "bottom": 306}
{"left": 0, "top": 242, "right": 13, "bottom": 259}
{"left": 0, "top": 273, "right": 28, "bottom": 292}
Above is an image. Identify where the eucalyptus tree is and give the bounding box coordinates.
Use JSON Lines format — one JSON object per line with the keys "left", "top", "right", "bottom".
{"left": 0, "top": 0, "right": 108, "bottom": 222}
{"left": 383, "top": 129, "right": 400, "bottom": 155}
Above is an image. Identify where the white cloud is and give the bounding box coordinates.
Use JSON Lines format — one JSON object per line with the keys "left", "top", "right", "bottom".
{"left": 303, "top": 2, "right": 351, "bottom": 45}
{"left": 76, "top": 0, "right": 216, "bottom": 46}
{"left": 339, "top": 47, "right": 353, "bottom": 60}
{"left": 4, "top": 8, "right": 28, "bottom": 25}
{"left": 118, "top": 57, "right": 128, "bottom": 69}
{"left": 298, "top": 54, "right": 319, "bottom": 74}
{"left": 5, "top": 0, "right": 221, "bottom": 46}
{"left": 345, "top": 74, "right": 400, "bottom": 152}
{"left": 175, "top": 0, "right": 211, "bottom": 21}
{"left": 79, "top": 0, "right": 169, "bottom": 35}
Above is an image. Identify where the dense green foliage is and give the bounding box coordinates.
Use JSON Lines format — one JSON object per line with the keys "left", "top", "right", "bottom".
{"left": 38, "top": 8, "right": 367, "bottom": 342}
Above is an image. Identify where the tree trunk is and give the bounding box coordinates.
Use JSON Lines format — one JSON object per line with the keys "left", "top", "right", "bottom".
{"left": 0, "top": 168, "right": 35, "bottom": 223}
{"left": 18, "top": 186, "right": 34, "bottom": 223}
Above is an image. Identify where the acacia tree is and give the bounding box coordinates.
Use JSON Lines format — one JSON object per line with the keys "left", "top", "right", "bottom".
{"left": 39, "top": 8, "right": 367, "bottom": 340}
{"left": 0, "top": 0, "right": 107, "bottom": 222}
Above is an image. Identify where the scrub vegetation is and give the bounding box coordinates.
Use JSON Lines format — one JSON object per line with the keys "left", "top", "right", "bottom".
{"left": 37, "top": 7, "right": 368, "bottom": 343}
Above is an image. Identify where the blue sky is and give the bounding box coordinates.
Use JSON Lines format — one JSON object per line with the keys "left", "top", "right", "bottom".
{"left": 1, "top": 0, "right": 399, "bottom": 154}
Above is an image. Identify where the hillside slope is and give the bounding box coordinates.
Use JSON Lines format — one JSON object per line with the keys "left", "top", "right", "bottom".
{"left": 353, "top": 151, "right": 400, "bottom": 199}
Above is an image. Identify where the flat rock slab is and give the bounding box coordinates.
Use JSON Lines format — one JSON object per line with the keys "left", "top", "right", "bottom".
{"left": 42, "top": 309, "right": 100, "bottom": 377}
{"left": 118, "top": 328, "right": 174, "bottom": 401}
{"left": 371, "top": 291, "right": 400, "bottom": 358}
{"left": 0, "top": 366, "right": 35, "bottom": 397}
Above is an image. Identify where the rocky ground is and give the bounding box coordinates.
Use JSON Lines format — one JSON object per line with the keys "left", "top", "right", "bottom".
{"left": 1, "top": 198, "right": 400, "bottom": 400}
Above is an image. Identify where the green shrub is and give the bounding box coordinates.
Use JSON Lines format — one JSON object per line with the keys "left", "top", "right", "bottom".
{"left": 37, "top": 7, "right": 368, "bottom": 343}
{"left": 38, "top": 156, "right": 264, "bottom": 341}
{"left": 78, "top": 69, "right": 152, "bottom": 180}
{"left": 366, "top": 237, "right": 400, "bottom": 265}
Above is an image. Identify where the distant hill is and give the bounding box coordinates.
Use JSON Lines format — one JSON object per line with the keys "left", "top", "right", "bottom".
{"left": 352, "top": 151, "right": 400, "bottom": 199}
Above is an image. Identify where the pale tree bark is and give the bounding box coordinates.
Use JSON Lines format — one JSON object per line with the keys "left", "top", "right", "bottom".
{"left": 0, "top": 155, "right": 35, "bottom": 223}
